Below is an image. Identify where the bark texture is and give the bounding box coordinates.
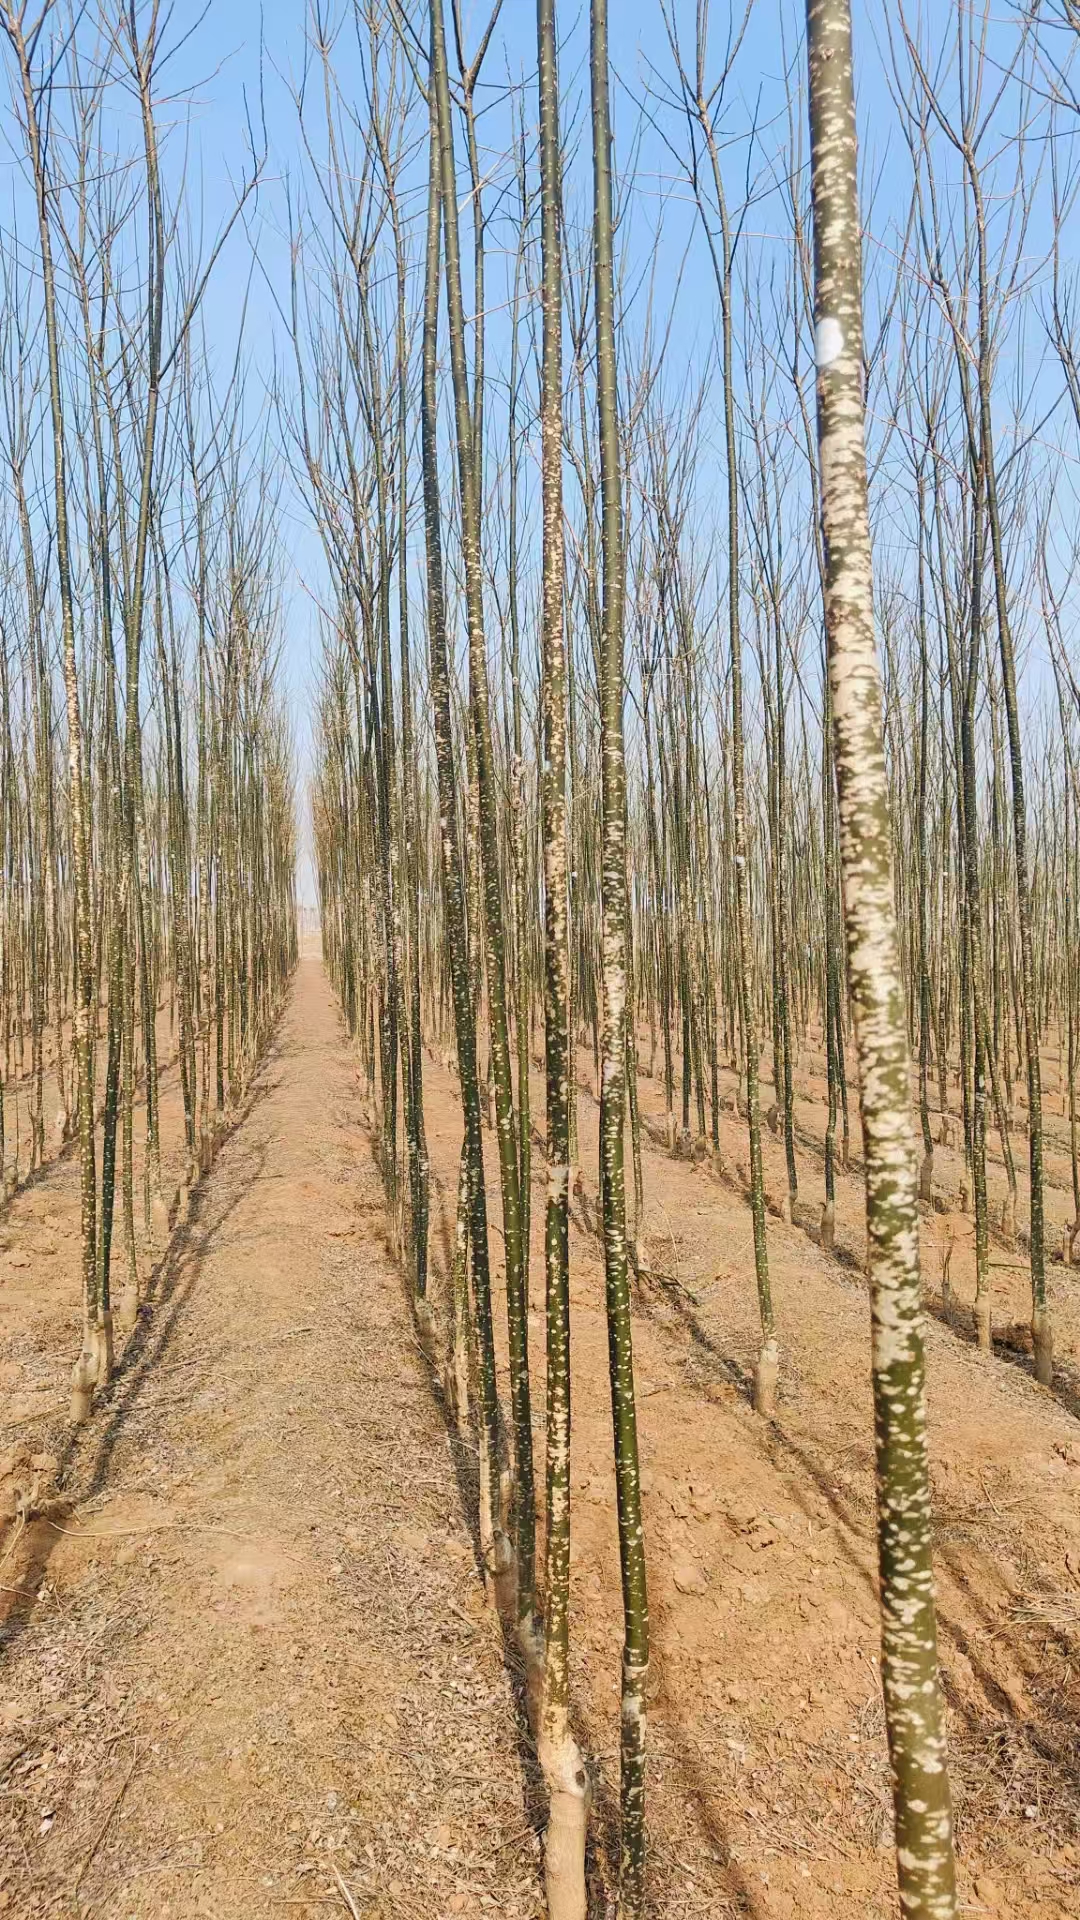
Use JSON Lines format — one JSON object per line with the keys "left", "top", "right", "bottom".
{"left": 805, "top": 3, "right": 957, "bottom": 1915}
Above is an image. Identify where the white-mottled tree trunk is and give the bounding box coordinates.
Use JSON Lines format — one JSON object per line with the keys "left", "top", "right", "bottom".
{"left": 805, "top": 3, "right": 957, "bottom": 1916}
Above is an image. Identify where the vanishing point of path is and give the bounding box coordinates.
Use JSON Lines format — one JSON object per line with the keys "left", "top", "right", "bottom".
{"left": 0, "top": 958, "right": 541, "bottom": 1918}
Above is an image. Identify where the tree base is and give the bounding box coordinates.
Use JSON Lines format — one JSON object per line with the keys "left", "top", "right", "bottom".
{"left": 414, "top": 1296, "right": 433, "bottom": 1348}
{"left": 94, "top": 1311, "right": 114, "bottom": 1385}
{"left": 69, "top": 1344, "right": 96, "bottom": 1425}
{"left": 1032, "top": 1309, "right": 1053, "bottom": 1387}
{"left": 974, "top": 1296, "right": 992, "bottom": 1351}
{"left": 753, "top": 1340, "right": 779, "bottom": 1417}
{"left": 450, "top": 1337, "right": 470, "bottom": 1438}
{"left": 116, "top": 1280, "right": 140, "bottom": 1334}
{"left": 538, "top": 1728, "right": 591, "bottom": 1920}
{"left": 820, "top": 1200, "right": 835, "bottom": 1252}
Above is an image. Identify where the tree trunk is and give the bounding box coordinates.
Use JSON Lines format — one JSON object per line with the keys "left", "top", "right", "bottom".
{"left": 805, "top": 4, "right": 956, "bottom": 1914}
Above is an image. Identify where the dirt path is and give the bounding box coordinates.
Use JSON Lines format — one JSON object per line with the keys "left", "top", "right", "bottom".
{"left": 5, "top": 956, "right": 1078, "bottom": 1919}
{"left": 0, "top": 959, "right": 541, "bottom": 1919}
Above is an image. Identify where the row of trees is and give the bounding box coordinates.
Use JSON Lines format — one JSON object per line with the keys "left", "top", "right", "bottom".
{"left": 315, "top": 0, "right": 1080, "bottom": 1379}
{"left": 0, "top": 4, "right": 296, "bottom": 1420}
{"left": 307, "top": 0, "right": 1080, "bottom": 1914}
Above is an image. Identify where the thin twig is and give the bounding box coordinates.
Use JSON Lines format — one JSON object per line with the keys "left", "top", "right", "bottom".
{"left": 330, "top": 1864, "right": 363, "bottom": 1918}
{"left": 73, "top": 1739, "right": 140, "bottom": 1899}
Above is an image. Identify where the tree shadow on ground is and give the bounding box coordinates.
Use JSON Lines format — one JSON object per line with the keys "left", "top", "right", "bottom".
{"left": 0, "top": 1046, "right": 281, "bottom": 1657}
{"left": 352, "top": 1093, "right": 557, "bottom": 1897}
{"left": 633, "top": 1268, "right": 1080, "bottom": 1882}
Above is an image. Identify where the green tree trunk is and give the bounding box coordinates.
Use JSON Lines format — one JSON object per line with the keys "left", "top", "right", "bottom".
{"left": 590, "top": 2, "right": 649, "bottom": 1907}
{"left": 536, "top": 2, "right": 590, "bottom": 1911}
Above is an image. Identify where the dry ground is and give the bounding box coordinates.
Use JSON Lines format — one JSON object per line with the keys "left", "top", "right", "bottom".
{"left": 0, "top": 953, "right": 1077, "bottom": 1919}
{"left": 0, "top": 959, "right": 541, "bottom": 1917}
{"left": 417, "top": 1023, "right": 1080, "bottom": 1919}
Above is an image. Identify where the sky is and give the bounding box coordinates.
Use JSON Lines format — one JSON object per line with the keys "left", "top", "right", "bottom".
{"left": 121, "top": 1, "right": 1076, "bottom": 902}
{"left": 155, "top": 0, "right": 831, "bottom": 708}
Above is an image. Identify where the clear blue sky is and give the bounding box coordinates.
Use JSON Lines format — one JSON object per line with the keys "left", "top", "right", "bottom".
{"left": 174, "top": 0, "right": 879, "bottom": 687}
{"left": 160, "top": 2, "right": 1070, "bottom": 903}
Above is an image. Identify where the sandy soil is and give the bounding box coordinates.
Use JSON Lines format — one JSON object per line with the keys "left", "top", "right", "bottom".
{"left": 0, "top": 960, "right": 541, "bottom": 1917}
{"left": 719, "top": 1027, "right": 1080, "bottom": 1408}
{"left": 0, "top": 953, "right": 1077, "bottom": 1919}
{"left": 413, "top": 1024, "right": 1080, "bottom": 1919}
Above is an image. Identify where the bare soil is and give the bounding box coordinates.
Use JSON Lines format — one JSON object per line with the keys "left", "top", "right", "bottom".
{"left": 0, "top": 956, "right": 1077, "bottom": 1918}
{"left": 417, "top": 1026, "right": 1080, "bottom": 1919}
{"left": 0, "top": 958, "right": 541, "bottom": 1917}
